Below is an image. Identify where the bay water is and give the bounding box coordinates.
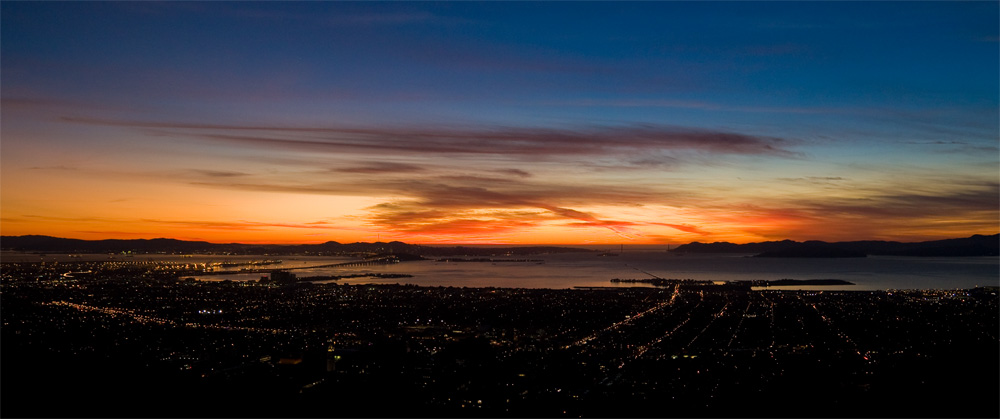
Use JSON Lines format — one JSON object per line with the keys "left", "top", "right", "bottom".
{"left": 4, "top": 250, "right": 995, "bottom": 290}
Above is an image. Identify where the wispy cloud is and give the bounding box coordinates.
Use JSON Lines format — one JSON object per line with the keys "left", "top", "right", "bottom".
{"left": 492, "top": 168, "right": 533, "bottom": 178}
{"left": 73, "top": 230, "right": 165, "bottom": 237}
{"left": 349, "top": 180, "right": 708, "bottom": 240}
{"left": 61, "top": 117, "right": 801, "bottom": 159}
{"left": 803, "top": 184, "right": 1000, "bottom": 218}
{"left": 549, "top": 98, "right": 841, "bottom": 115}
{"left": 190, "top": 169, "right": 249, "bottom": 178}
{"left": 902, "top": 140, "right": 999, "bottom": 155}
{"left": 9, "top": 214, "right": 341, "bottom": 233}
{"left": 28, "top": 165, "right": 79, "bottom": 171}
{"left": 706, "top": 182, "right": 1000, "bottom": 241}
{"left": 775, "top": 176, "right": 847, "bottom": 184}
{"left": 651, "top": 223, "right": 711, "bottom": 235}
{"left": 22, "top": 214, "right": 121, "bottom": 223}
{"left": 2, "top": 97, "right": 72, "bottom": 109}
{"left": 331, "top": 162, "right": 427, "bottom": 175}
{"left": 140, "top": 219, "right": 340, "bottom": 231}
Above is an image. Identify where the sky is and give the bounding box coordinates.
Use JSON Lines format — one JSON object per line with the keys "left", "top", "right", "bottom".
{"left": 1, "top": 2, "right": 998, "bottom": 245}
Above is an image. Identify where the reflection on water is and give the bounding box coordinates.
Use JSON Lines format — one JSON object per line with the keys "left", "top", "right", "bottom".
{"left": 182, "top": 252, "right": 997, "bottom": 291}
{"left": 4, "top": 251, "right": 995, "bottom": 290}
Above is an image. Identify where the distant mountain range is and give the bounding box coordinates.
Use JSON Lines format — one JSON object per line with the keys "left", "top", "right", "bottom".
{"left": 2, "top": 234, "right": 997, "bottom": 258}
{"left": 0, "top": 235, "right": 590, "bottom": 257}
{"left": 672, "top": 234, "right": 999, "bottom": 257}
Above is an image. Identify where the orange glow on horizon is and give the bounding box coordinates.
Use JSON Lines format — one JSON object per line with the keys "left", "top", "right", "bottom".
{"left": 3, "top": 116, "right": 996, "bottom": 246}
{"left": 3, "top": 211, "right": 995, "bottom": 246}
{"left": 2, "top": 2, "right": 997, "bottom": 251}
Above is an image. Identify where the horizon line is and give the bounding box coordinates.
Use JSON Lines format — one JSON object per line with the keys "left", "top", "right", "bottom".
{"left": 2, "top": 233, "right": 997, "bottom": 248}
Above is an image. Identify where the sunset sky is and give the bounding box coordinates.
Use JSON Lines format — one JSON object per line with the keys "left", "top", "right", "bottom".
{"left": 2, "top": 2, "right": 998, "bottom": 245}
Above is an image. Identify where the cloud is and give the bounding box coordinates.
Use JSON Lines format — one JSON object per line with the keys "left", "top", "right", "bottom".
{"left": 365, "top": 202, "right": 546, "bottom": 235}
{"left": 704, "top": 182, "right": 1000, "bottom": 241}
{"left": 172, "top": 152, "right": 997, "bottom": 243}
{"left": 55, "top": 116, "right": 992, "bottom": 243}
{"left": 191, "top": 172, "right": 662, "bottom": 209}
{"left": 356, "top": 182, "right": 654, "bottom": 240}
{"left": 61, "top": 117, "right": 801, "bottom": 159}
{"left": 22, "top": 214, "right": 120, "bottom": 223}
{"left": 331, "top": 162, "right": 426, "bottom": 175}
{"left": 1, "top": 97, "right": 70, "bottom": 109}
{"left": 627, "top": 156, "right": 683, "bottom": 170}
{"left": 384, "top": 218, "right": 539, "bottom": 235}
{"left": 807, "top": 184, "right": 1000, "bottom": 218}
{"left": 73, "top": 230, "right": 163, "bottom": 237}
{"left": 902, "top": 140, "right": 1000, "bottom": 155}
{"left": 775, "top": 176, "right": 846, "bottom": 184}
{"left": 138, "top": 219, "right": 341, "bottom": 231}
{"left": 537, "top": 205, "right": 643, "bottom": 239}
{"left": 492, "top": 168, "right": 533, "bottom": 178}
{"left": 191, "top": 169, "right": 249, "bottom": 178}
{"left": 183, "top": 161, "right": 718, "bottom": 240}
{"left": 651, "top": 223, "right": 710, "bottom": 235}
{"left": 28, "top": 165, "right": 79, "bottom": 171}
{"left": 10, "top": 214, "right": 341, "bottom": 233}
{"left": 551, "top": 98, "right": 839, "bottom": 115}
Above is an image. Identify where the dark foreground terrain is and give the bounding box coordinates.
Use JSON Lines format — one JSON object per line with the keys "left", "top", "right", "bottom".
{"left": 2, "top": 261, "right": 997, "bottom": 417}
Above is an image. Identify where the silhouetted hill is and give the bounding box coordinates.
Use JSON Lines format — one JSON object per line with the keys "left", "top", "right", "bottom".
{"left": 838, "top": 234, "right": 1000, "bottom": 256}
{"left": 669, "top": 240, "right": 798, "bottom": 254}
{"left": 0, "top": 235, "right": 591, "bottom": 257}
{"left": 754, "top": 241, "right": 866, "bottom": 258}
{"left": 672, "top": 234, "right": 998, "bottom": 257}
{"left": 0, "top": 235, "right": 218, "bottom": 253}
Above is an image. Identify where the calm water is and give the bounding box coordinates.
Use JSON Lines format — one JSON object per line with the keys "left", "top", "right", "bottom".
{"left": 4, "top": 251, "right": 996, "bottom": 290}
{"left": 210, "top": 252, "right": 996, "bottom": 290}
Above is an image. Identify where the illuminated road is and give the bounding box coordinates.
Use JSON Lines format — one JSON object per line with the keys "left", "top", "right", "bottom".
{"left": 45, "top": 300, "right": 292, "bottom": 335}
{"left": 564, "top": 284, "right": 678, "bottom": 350}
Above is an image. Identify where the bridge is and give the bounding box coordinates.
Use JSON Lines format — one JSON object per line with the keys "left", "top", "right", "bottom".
{"left": 195, "top": 256, "right": 401, "bottom": 276}
{"left": 280, "top": 256, "right": 401, "bottom": 270}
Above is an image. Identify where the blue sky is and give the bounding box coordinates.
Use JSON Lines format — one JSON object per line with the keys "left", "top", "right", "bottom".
{"left": 2, "top": 2, "right": 997, "bottom": 244}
